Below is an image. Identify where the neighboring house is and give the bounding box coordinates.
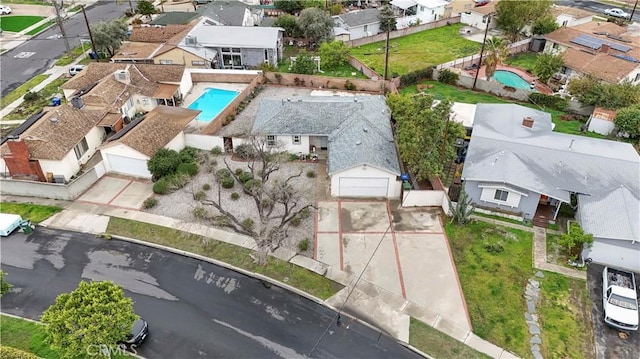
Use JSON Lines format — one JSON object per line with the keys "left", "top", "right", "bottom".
{"left": 544, "top": 22, "right": 640, "bottom": 84}
{"left": 390, "top": 0, "right": 449, "bottom": 29}
{"left": 151, "top": 11, "right": 201, "bottom": 26}
{"left": 100, "top": 106, "right": 200, "bottom": 178}
{"left": 448, "top": 0, "right": 478, "bottom": 17}
{"left": 586, "top": 107, "right": 617, "bottom": 136}
{"left": 112, "top": 24, "right": 195, "bottom": 64}
{"left": 551, "top": 5, "right": 594, "bottom": 28}
{"left": 460, "top": 1, "right": 496, "bottom": 30}
{"left": 157, "top": 17, "right": 283, "bottom": 69}
{"left": 196, "top": 0, "right": 264, "bottom": 26}
{"left": 462, "top": 103, "right": 640, "bottom": 272}
{"left": 251, "top": 96, "right": 401, "bottom": 198}
{"left": 333, "top": 8, "right": 381, "bottom": 40}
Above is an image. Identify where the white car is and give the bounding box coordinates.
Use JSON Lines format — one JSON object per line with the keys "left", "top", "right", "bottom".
{"left": 0, "top": 5, "right": 12, "bottom": 15}
{"left": 604, "top": 8, "right": 629, "bottom": 19}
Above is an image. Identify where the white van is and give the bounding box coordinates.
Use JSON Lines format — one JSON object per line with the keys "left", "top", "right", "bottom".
{"left": 69, "top": 65, "right": 85, "bottom": 76}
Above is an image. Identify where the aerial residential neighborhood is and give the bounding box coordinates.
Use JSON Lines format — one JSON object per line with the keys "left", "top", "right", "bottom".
{"left": 0, "top": 0, "right": 639, "bottom": 358}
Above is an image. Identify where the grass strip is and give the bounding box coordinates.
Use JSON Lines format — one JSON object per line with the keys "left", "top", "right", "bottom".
{"left": 106, "top": 217, "right": 343, "bottom": 300}
{"left": 54, "top": 45, "right": 87, "bottom": 66}
{"left": 409, "top": 318, "right": 491, "bottom": 359}
{"left": 0, "top": 202, "right": 62, "bottom": 224}
{"left": 25, "top": 19, "right": 54, "bottom": 36}
{"left": 0, "top": 74, "right": 48, "bottom": 110}
{"left": 2, "top": 77, "right": 67, "bottom": 122}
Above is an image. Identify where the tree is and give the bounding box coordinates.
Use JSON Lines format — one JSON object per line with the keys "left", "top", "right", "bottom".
{"left": 450, "top": 188, "right": 475, "bottom": 225}
{"left": 495, "top": 0, "right": 553, "bottom": 42}
{"left": 290, "top": 50, "right": 317, "bottom": 74}
{"left": 194, "top": 137, "right": 314, "bottom": 265}
{"left": 483, "top": 37, "right": 509, "bottom": 80}
{"left": 379, "top": 5, "right": 397, "bottom": 32}
{"left": 567, "top": 76, "right": 640, "bottom": 109}
{"left": 329, "top": 3, "right": 343, "bottom": 16}
{"left": 51, "top": 0, "right": 72, "bottom": 57}
{"left": 148, "top": 148, "right": 182, "bottom": 178}
{"left": 296, "top": 7, "right": 334, "bottom": 44}
{"left": 318, "top": 40, "right": 349, "bottom": 68}
{"left": 41, "top": 281, "right": 137, "bottom": 358}
{"left": 0, "top": 270, "right": 11, "bottom": 297}
{"left": 90, "top": 19, "right": 129, "bottom": 57}
{"left": 274, "top": 0, "right": 304, "bottom": 14}
{"left": 533, "top": 53, "right": 563, "bottom": 84}
{"left": 558, "top": 222, "right": 593, "bottom": 260}
{"left": 614, "top": 105, "right": 640, "bottom": 139}
{"left": 387, "top": 94, "right": 465, "bottom": 180}
{"left": 273, "top": 13, "right": 302, "bottom": 38}
{"left": 532, "top": 15, "right": 559, "bottom": 35}
{"left": 136, "top": 0, "right": 157, "bottom": 19}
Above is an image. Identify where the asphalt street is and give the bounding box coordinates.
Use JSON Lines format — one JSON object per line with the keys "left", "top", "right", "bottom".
{"left": 1, "top": 228, "right": 422, "bottom": 359}
{"left": 0, "top": 1, "right": 136, "bottom": 97}
{"left": 555, "top": 0, "right": 640, "bottom": 22}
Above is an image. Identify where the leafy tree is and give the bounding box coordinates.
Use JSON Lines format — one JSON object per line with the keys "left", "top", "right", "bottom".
{"left": 195, "top": 137, "right": 315, "bottom": 265}
{"left": 302, "top": 0, "right": 324, "bottom": 9}
{"left": 273, "top": 14, "right": 302, "bottom": 38}
{"left": 379, "top": 5, "right": 397, "bottom": 32}
{"left": 533, "top": 52, "right": 563, "bottom": 83}
{"left": 0, "top": 270, "right": 11, "bottom": 297}
{"left": 495, "top": 0, "right": 553, "bottom": 41}
{"left": 90, "top": 19, "right": 129, "bottom": 57}
{"left": 558, "top": 222, "right": 593, "bottom": 260}
{"left": 483, "top": 37, "right": 509, "bottom": 80}
{"left": 532, "top": 15, "right": 559, "bottom": 35}
{"left": 567, "top": 76, "right": 640, "bottom": 109}
{"left": 318, "top": 40, "right": 350, "bottom": 68}
{"left": 614, "top": 105, "right": 640, "bottom": 139}
{"left": 41, "top": 281, "right": 137, "bottom": 358}
{"left": 296, "top": 7, "right": 334, "bottom": 44}
{"left": 329, "top": 3, "right": 343, "bottom": 16}
{"left": 387, "top": 94, "right": 465, "bottom": 180}
{"left": 450, "top": 188, "right": 475, "bottom": 225}
{"left": 274, "top": 0, "right": 304, "bottom": 14}
{"left": 148, "top": 148, "right": 182, "bottom": 178}
{"left": 136, "top": 0, "right": 157, "bottom": 19}
{"left": 291, "top": 50, "right": 317, "bottom": 74}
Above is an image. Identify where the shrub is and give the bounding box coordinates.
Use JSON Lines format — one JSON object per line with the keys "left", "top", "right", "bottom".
{"left": 290, "top": 216, "right": 301, "bottom": 227}
{"left": 193, "top": 206, "right": 208, "bottom": 219}
{"left": 242, "top": 218, "right": 254, "bottom": 230}
{"left": 148, "top": 148, "right": 182, "bottom": 178}
{"left": 234, "top": 143, "right": 256, "bottom": 159}
{"left": 261, "top": 198, "right": 272, "bottom": 209}
{"left": 1, "top": 345, "right": 40, "bottom": 359}
{"left": 400, "top": 67, "right": 434, "bottom": 87}
{"left": 216, "top": 168, "right": 232, "bottom": 180}
{"left": 23, "top": 91, "right": 38, "bottom": 101}
{"left": 344, "top": 80, "right": 357, "bottom": 91}
{"left": 437, "top": 69, "right": 459, "bottom": 85}
{"left": 193, "top": 190, "right": 207, "bottom": 201}
{"left": 299, "top": 207, "right": 311, "bottom": 219}
{"left": 529, "top": 92, "right": 568, "bottom": 111}
{"left": 298, "top": 238, "right": 310, "bottom": 252}
{"left": 306, "top": 170, "right": 316, "bottom": 178}
{"left": 166, "top": 173, "right": 191, "bottom": 190}
{"left": 238, "top": 171, "right": 254, "bottom": 184}
{"left": 152, "top": 178, "right": 169, "bottom": 194}
{"left": 142, "top": 197, "right": 157, "bottom": 209}
{"left": 235, "top": 168, "right": 243, "bottom": 176}
{"left": 179, "top": 147, "right": 198, "bottom": 163}
{"left": 220, "top": 177, "right": 235, "bottom": 189}
{"left": 243, "top": 179, "right": 261, "bottom": 194}
{"left": 177, "top": 162, "right": 198, "bottom": 176}
{"left": 210, "top": 146, "right": 223, "bottom": 155}
{"left": 231, "top": 192, "right": 240, "bottom": 200}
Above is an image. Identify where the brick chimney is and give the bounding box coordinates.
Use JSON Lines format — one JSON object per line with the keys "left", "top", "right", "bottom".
{"left": 522, "top": 117, "right": 534, "bottom": 129}
{"left": 3, "top": 139, "right": 46, "bottom": 182}
{"left": 600, "top": 44, "right": 610, "bottom": 54}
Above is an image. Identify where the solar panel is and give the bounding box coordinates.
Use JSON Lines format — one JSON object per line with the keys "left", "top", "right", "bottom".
{"left": 569, "top": 34, "right": 632, "bottom": 53}
{"left": 614, "top": 54, "right": 639, "bottom": 63}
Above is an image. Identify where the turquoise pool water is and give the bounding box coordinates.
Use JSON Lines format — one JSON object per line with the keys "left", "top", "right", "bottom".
{"left": 493, "top": 70, "right": 531, "bottom": 90}
{"left": 188, "top": 88, "right": 240, "bottom": 122}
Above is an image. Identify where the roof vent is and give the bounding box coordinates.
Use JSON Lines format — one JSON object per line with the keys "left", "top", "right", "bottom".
{"left": 522, "top": 117, "right": 534, "bottom": 128}
{"left": 354, "top": 98, "right": 358, "bottom": 102}
{"left": 356, "top": 140, "right": 362, "bottom": 145}
{"left": 50, "top": 117, "right": 58, "bottom": 123}
{"left": 363, "top": 128, "right": 368, "bottom": 132}
{"left": 287, "top": 98, "right": 291, "bottom": 102}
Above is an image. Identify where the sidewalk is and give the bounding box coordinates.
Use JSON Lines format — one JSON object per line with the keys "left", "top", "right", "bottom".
{"left": 4, "top": 194, "right": 519, "bottom": 359}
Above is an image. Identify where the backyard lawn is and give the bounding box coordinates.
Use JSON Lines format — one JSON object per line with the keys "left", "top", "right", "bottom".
{"left": 505, "top": 52, "right": 538, "bottom": 73}
{"left": 446, "top": 220, "right": 594, "bottom": 358}
{"left": 0, "top": 16, "right": 43, "bottom": 32}
{"left": 350, "top": 24, "right": 481, "bottom": 76}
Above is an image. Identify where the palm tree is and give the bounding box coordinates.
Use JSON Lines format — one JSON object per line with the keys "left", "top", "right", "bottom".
{"left": 483, "top": 37, "right": 510, "bottom": 80}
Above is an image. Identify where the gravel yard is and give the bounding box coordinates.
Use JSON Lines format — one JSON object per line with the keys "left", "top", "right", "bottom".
{"left": 145, "top": 152, "right": 319, "bottom": 257}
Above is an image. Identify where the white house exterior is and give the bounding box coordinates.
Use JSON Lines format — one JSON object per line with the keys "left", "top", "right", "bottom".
{"left": 101, "top": 143, "right": 153, "bottom": 178}
{"left": 330, "top": 165, "right": 402, "bottom": 198}
{"left": 333, "top": 8, "right": 382, "bottom": 40}
{"left": 460, "top": 2, "right": 497, "bottom": 30}
{"left": 391, "top": 0, "right": 449, "bottom": 29}
{"left": 552, "top": 5, "right": 594, "bottom": 28}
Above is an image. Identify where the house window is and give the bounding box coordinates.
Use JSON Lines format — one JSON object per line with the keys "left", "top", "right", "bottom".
{"left": 494, "top": 190, "right": 509, "bottom": 201}
{"left": 292, "top": 135, "right": 301, "bottom": 145}
{"left": 364, "top": 24, "right": 368, "bottom": 32}
{"left": 191, "top": 60, "right": 205, "bottom": 66}
{"left": 419, "top": 6, "right": 425, "bottom": 12}
{"left": 634, "top": 73, "right": 640, "bottom": 83}
{"left": 74, "top": 138, "right": 89, "bottom": 160}
{"left": 267, "top": 135, "right": 276, "bottom": 147}
{"left": 264, "top": 49, "right": 269, "bottom": 61}
{"left": 159, "top": 59, "right": 173, "bottom": 65}
{"left": 221, "top": 47, "right": 242, "bottom": 68}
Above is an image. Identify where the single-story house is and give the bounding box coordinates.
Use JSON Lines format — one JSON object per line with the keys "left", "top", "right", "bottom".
{"left": 544, "top": 22, "right": 640, "bottom": 84}
{"left": 333, "top": 8, "right": 382, "bottom": 40}
{"left": 586, "top": 107, "right": 617, "bottom": 136}
{"left": 100, "top": 106, "right": 200, "bottom": 178}
{"left": 460, "top": 1, "right": 497, "bottom": 30}
{"left": 551, "top": 5, "right": 594, "bottom": 27}
{"left": 391, "top": 0, "right": 450, "bottom": 29}
{"left": 112, "top": 24, "right": 195, "bottom": 64}
{"left": 251, "top": 96, "right": 402, "bottom": 198}
{"left": 196, "top": 0, "right": 264, "bottom": 26}
{"left": 462, "top": 103, "right": 640, "bottom": 272}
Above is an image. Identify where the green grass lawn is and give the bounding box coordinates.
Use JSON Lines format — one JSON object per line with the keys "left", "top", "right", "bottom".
{"left": 409, "top": 318, "right": 491, "bottom": 359}
{"left": 351, "top": 24, "right": 481, "bottom": 76}
{"left": 106, "top": 218, "right": 342, "bottom": 300}
{"left": 472, "top": 211, "right": 532, "bottom": 227}
{"left": 0, "top": 74, "right": 48, "bottom": 110}
{"left": 276, "top": 59, "right": 369, "bottom": 79}
{"left": 55, "top": 44, "right": 88, "bottom": 66}
{"left": 505, "top": 52, "right": 538, "bottom": 73}
{"left": 0, "top": 202, "right": 62, "bottom": 224}
{"left": 25, "top": 19, "right": 54, "bottom": 36}
{"left": 2, "top": 77, "right": 67, "bottom": 122}
{"left": 0, "top": 16, "right": 44, "bottom": 32}
{"left": 0, "top": 0, "right": 53, "bottom": 5}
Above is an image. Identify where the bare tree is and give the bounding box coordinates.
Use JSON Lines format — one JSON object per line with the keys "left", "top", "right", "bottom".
{"left": 196, "top": 136, "right": 314, "bottom": 265}
{"left": 51, "top": 0, "right": 72, "bottom": 57}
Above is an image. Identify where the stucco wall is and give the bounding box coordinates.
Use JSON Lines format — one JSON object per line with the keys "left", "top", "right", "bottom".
{"left": 165, "top": 132, "right": 186, "bottom": 152}
{"left": 154, "top": 48, "right": 209, "bottom": 67}
{"left": 461, "top": 12, "right": 498, "bottom": 30}
{"left": 275, "top": 134, "right": 311, "bottom": 154}
{"left": 190, "top": 70, "right": 260, "bottom": 84}
{"left": 402, "top": 190, "right": 445, "bottom": 207}
{"left": 464, "top": 180, "right": 541, "bottom": 219}
{"left": 185, "top": 134, "right": 225, "bottom": 150}
{"left": 330, "top": 165, "right": 401, "bottom": 198}
{"left": 347, "top": 23, "right": 382, "bottom": 40}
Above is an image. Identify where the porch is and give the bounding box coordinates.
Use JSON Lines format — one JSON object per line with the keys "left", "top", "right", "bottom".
{"left": 533, "top": 196, "right": 561, "bottom": 228}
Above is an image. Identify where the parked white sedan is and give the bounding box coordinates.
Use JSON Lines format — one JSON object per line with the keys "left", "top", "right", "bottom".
{"left": 0, "top": 5, "right": 12, "bottom": 15}
{"left": 604, "top": 8, "right": 630, "bottom": 19}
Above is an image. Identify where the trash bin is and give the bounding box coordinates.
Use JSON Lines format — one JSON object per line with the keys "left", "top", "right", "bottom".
{"left": 402, "top": 182, "right": 412, "bottom": 191}
{"left": 51, "top": 97, "right": 61, "bottom": 106}
{"left": 19, "top": 220, "right": 33, "bottom": 234}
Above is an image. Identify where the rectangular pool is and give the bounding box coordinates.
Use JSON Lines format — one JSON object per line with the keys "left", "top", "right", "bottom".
{"left": 187, "top": 87, "right": 240, "bottom": 122}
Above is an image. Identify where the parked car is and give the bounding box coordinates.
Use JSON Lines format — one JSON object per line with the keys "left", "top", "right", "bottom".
{"left": 68, "top": 65, "right": 85, "bottom": 76}
{"left": 604, "top": 8, "right": 630, "bottom": 19}
{"left": 474, "top": 0, "right": 491, "bottom": 7}
{"left": 602, "top": 266, "right": 638, "bottom": 331}
{"left": 0, "top": 5, "right": 12, "bottom": 15}
{"left": 118, "top": 318, "right": 149, "bottom": 350}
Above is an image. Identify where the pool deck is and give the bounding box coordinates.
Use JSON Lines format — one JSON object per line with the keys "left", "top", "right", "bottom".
{"left": 182, "top": 82, "right": 248, "bottom": 132}
{"left": 469, "top": 65, "right": 553, "bottom": 94}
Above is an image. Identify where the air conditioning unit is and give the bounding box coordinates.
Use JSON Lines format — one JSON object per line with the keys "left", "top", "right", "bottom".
{"left": 114, "top": 70, "right": 130, "bottom": 82}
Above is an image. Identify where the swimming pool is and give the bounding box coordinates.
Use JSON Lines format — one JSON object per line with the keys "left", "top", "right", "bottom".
{"left": 188, "top": 88, "right": 240, "bottom": 122}
{"left": 493, "top": 70, "right": 531, "bottom": 90}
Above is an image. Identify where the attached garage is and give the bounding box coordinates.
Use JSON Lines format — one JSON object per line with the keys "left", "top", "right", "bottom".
{"left": 338, "top": 177, "right": 389, "bottom": 197}
{"left": 330, "top": 165, "right": 401, "bottom": 199}
{"left": 583, "top": 238, "right": 640, "bottom": 273}
{"left": 105, "top": 154, "right": 151, "bottom": 178}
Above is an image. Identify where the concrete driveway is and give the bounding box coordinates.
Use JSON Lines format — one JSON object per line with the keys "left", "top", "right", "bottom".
{"left": 587, "top": 263, "right": 640, "bottom": 359}
{"left": 76, "top": 175, "right": 153, "bottom": 210}
{"left": 315, "top": 200, "right": 471, "bottom": 332}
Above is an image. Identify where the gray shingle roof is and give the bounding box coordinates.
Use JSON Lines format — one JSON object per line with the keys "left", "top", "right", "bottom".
{"left": 578, "top": 186, "right": 639, "bottom": 242}
{"left": 463, "top": 103, "right": 640, "bottom": 241}
{"left": 151, "top": 12, "right": 200, "bottom": 26}
{"left": 181, "top": 17, "right": 282, "bottom": 49}
{"left": 252, "top": 96, "right": 400, "bottom": 175}
{"left": 336, "top": 8, "right": 381, "bottom": 28}
{"left": 197, "top": 1, "right": 248, "bottom": 26}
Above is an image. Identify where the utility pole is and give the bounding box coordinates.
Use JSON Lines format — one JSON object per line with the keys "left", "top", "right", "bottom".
{"left": 630, "top": 0, "right": 638, "bottom": 21}
{"left": 382, "top": 26, "right": 391, "bottom": 94}
{"left": 82, "top": 5, "right": 99, "bottom": 62}
{"left": 52, "top": 0, "right": 72, "bottom": 57}
{"left": 472, "top": 14, "right": 492, "bottom": 90}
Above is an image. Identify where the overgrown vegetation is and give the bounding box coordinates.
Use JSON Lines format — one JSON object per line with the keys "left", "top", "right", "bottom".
{"left": 54, "top": 44, "right": 88, "bottom": 66}
{"left": 1, "top": 270, "right": 12, "bottom": 297}
{"left": 399, "top": 67, "right": 434, "bottom": 87}
{"left": 0, "top": 202, "right": 62, "bottom": 224}
{"left": 533, "top": 52, "right": 564, "bottom": 84}
{"left": 529, "top": 92, "right": 568, "bottom": 111}
{"left": 437, "top": 69, "right": 459, "bottom": 85}
{"left": 0, "top": 74, "right": 48, "bottom": 109}
{"left": 558, "top": 222, "right": 593, "bottom": 260}
{"left": 2, "top": 78, "right": 67, "bottom": 122}
{"left": 149, "top": 148, "right": 200, "bottom": 194}
{"left": 567, "top": 75, "right": 640, "bottom": 110}
{"left": 409, "top": 318, "right": 491, "bottom": 359}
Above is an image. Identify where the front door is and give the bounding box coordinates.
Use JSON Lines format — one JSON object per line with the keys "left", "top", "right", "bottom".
{"left": 320, "top": 136, "right": 328, "bottom": 150}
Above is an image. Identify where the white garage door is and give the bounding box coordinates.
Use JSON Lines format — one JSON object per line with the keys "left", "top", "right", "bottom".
{"left": 106, "top": 154, "right": 151, "bottom": 178}
{"left": 584, "top": 240, "right": 640, "bottom": 273}
{"left": 339, "top": 177, "right": 388, "bottom": 197}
